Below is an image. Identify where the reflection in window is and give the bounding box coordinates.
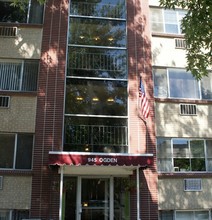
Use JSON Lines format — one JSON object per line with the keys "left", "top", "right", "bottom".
{"left": 70, "top": 0, "right": 126, "bottom": 19}
{"left": 66, "top": 78, "right": 127, "bottom": 116}
{"left": 150, "top": 8, "right": 186, "bottom": 34}
{"left": 169, "top": 69, "right": 199, "bottom": 99}
{"left": 0, "top": 0, "right": 43, "bottom": 24}
{"left": 69, "top": 18, "right": 126, "bottom": 47}
{"left": 153, "top": 68, "right": 212, "bottom": 100}
{"left": 157, "top": 138, "right": 207, "bottom": 172}
{"left": 0, "top": 133, "right": 33, "bottom": 169}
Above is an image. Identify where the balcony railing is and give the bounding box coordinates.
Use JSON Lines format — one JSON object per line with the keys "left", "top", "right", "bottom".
{"left": 64, "top": 124, "right": 128, "bottom": 153}
{"left": 70, "top": 2, "right": 125, "bottom": 19}
{"left": 0, "top": 60, "right": 39, "bottom": 92}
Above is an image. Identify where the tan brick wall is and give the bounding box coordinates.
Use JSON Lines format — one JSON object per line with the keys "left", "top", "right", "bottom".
{"left": 0, "top": 176, "right": 32, "bottom": 209}
{"left": 0, "top": 96, "right": 37, "bottom": 133}
{"left": 0, "top": 27, "right": 42, "bottom": 59}
{"left": 155, "top": 102, "right": 212, "bottom": 138}
{"left": 158, "top": 178, "right": 212, "bottom": 210}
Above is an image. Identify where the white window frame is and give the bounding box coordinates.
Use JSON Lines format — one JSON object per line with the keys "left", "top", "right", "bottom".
{"left": 150, "top": 8, "right": 186, "bottom": 34}
{"left": 157, "top": 138, "right": 211, "bottom": 173}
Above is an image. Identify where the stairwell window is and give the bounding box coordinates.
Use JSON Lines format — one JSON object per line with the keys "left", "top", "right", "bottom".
{"left": 153, "top": 68, "right": 212, "bottom": 100}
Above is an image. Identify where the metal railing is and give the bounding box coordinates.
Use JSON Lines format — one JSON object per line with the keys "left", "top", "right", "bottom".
{"left": 70, "top": 51, "right": 126, "bottom": 72}
{"left": 70, "top": 2, "right": 125, "bottom": 19}
{"left": 65, "top": 124, "right": 128, "bottom": 147}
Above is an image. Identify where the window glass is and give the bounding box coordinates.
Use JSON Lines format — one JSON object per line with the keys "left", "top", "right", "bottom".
{"left": 164, "top": 10, "right": 178, "bottom": 34}
{"left": 153, "top": 68, "right": 168, "bottom": 97}
{"left": 70, "top": 0, "right": 126, "bottom": 19}
{"left": 0, "top": 133, "right": 33, "bottom": 170}
{"left": 176, "top": 211, "right": 193, "bottom": 220}
{"left": 68, "top": 47, "right": 127, "bottom": 79}
{"left": 69, "top": 18, "right": 126, "bottom": 47}
{"left": 16, "top": 134, "right": 33, "bottom": 169}
{"left": 0, "top": 134, "right": 15, "bottom": 168}
{"left": 157, "top": 138, "right": 172, "bottom": 172}
{"left": 150, "top": 8, "right": 164, "bottom": 32}
{"left": 150, "top": 8, "right": 186, "bottom": 34}
{"left": 159, "top": 210, "right": 173, "bottom": 220}
{"left": 28, "top": 0, "right": 44, "bottom": 24}
{"left": 0, "top": 1, "right": 27, "bottom": 23}
{"left": 64, "top": 117, "right": 128, "bottom": 153}
{"left": 194, "top": 211, "right": 209, "bottom": 220}
{"left": 190, "top": 140, "right": 205, "bottom": 171}
{"left": 0, "top": 210, "right": 10, "bottom": 220}
{"left": 206, "top": 140, "right": 212, "bottom": 171}
{"left": 157, "top": 138, "right": 172, "bottom": 158}
{"left": 201, "top": 72, "right": 212, "bottom": 99}
{"left": 0, "top": 60, "right": 39, "bottom": 92}
{"left": 169, "top": 69, "right": 200, "bottom": 99}
{"left": 0, "top": 0, "right": 43, "bottom": 24}
{"left": 66, "top": 78, "right": 127, "bottom": 116}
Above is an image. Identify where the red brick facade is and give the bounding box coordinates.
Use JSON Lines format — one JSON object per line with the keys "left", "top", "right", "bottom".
{"left": 31, "top": 0, "right": 158, "bottom": 219}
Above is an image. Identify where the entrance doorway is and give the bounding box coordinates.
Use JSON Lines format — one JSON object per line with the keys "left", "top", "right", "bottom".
{"left": 64, "top": 176, "right": 130, "bottom": 220}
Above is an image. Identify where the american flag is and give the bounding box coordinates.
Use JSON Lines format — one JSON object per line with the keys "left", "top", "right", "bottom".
{"left": 139, "top": 77, "right": 150, "bottom": 119}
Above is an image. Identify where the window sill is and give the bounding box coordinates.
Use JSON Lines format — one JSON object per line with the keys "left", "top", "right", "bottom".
{"left": 155, "top": 97, "right": 212, "bottom": 104}
{"left": 158, "top": 172, "right": 212, "bottom": 179}
{"left": 0, "top": 169, "right": 33, "bottom": 176}
{"left": 0, "top": 22, "right": 43, "bottom": 29}
{"left": 152, "top": 32, "right": 184, "bottom": 38}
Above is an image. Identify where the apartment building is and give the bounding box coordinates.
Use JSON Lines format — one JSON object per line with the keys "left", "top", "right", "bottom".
{"left": 150, "top": 0, "right": 212, "bottom": 219}
{"left": 0, "top": 0, "right": 211, "bottom": 220}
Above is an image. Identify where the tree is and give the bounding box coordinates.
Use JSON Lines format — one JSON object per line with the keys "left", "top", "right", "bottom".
{"left": 159, "top": 0, "right": 212, "bottom": 80}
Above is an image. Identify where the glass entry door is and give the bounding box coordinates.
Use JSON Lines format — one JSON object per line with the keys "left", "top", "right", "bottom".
{"left": 76, "top": 177, "right": 110, "bottom": 220}
{"left": 64, "top": 176, "right": 130, "bottom": 220}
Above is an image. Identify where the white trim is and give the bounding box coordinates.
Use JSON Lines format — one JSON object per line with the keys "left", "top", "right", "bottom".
{"left": 137, "top": 167, "right": 140, "bottom": 220}
{"left": 59, "top": 166, "right": 63, "bottom": 220}
{"left": 49, "top": 151, "right": 153, "bottom": 157}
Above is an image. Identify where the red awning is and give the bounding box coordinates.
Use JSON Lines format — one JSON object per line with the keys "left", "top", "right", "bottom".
{"left": 49, "top": 152, "right": 153, "bottom": 168}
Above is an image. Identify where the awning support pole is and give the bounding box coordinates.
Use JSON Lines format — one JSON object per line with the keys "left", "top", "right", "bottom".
{"left": 137, "top": 167, "right": 141, "bottom": 220}
{"left": 59, "top": 166, "right": 64, "bottom": 220}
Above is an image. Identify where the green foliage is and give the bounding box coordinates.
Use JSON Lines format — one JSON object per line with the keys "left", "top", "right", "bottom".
{"left": 159, "top": 0, "right": 212, "bottom": 80}
{"left": 11, "top": 0, "right": 45, "bottom": 10}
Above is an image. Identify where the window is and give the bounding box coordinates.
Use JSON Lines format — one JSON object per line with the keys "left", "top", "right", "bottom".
{"left": 160, "top": 210, "right": 210, "bottom": 220}
{"left": 0, "top": 133, "right": 33, "bottom": 170}
{"left": 0, "top": 59, "right": 39, "bottom": 92}
{"left": 0, "top": 210, "right": 29, "bottom": 220}
{"left": 0, "top": 0, "right": 43, "bottom": 24}
{"left": 66, "top": 0, "right": 127, "bottom": 153}
{"left": 176, "top": 211, "right": 209, "bottom": 220}
{"left": 157, "top": 138, "right": 212, "bottom": 172}
{"left": 153, "top": 68, "right": 212, "bottom": 100}
{"left": 150, "top": 8, "right": 186, "bottom": 34}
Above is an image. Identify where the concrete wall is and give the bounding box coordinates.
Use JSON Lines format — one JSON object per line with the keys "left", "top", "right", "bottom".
{"left": 0, "top": 96, "right": 37, "bottom": 133}
{"left": 152, "top": 37, "right": 186, "bottom": 68}
{"left": 0, "top": 27, "right": 42, "bottom": 59}
{"left": 155, "top": 102, "right": 212, "bottom": 138}
{"left": 158, "top": 178, "right": 212, "bottom": 210}
{"left": 0, "top": 176, "right": 32, "bottom": 209}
